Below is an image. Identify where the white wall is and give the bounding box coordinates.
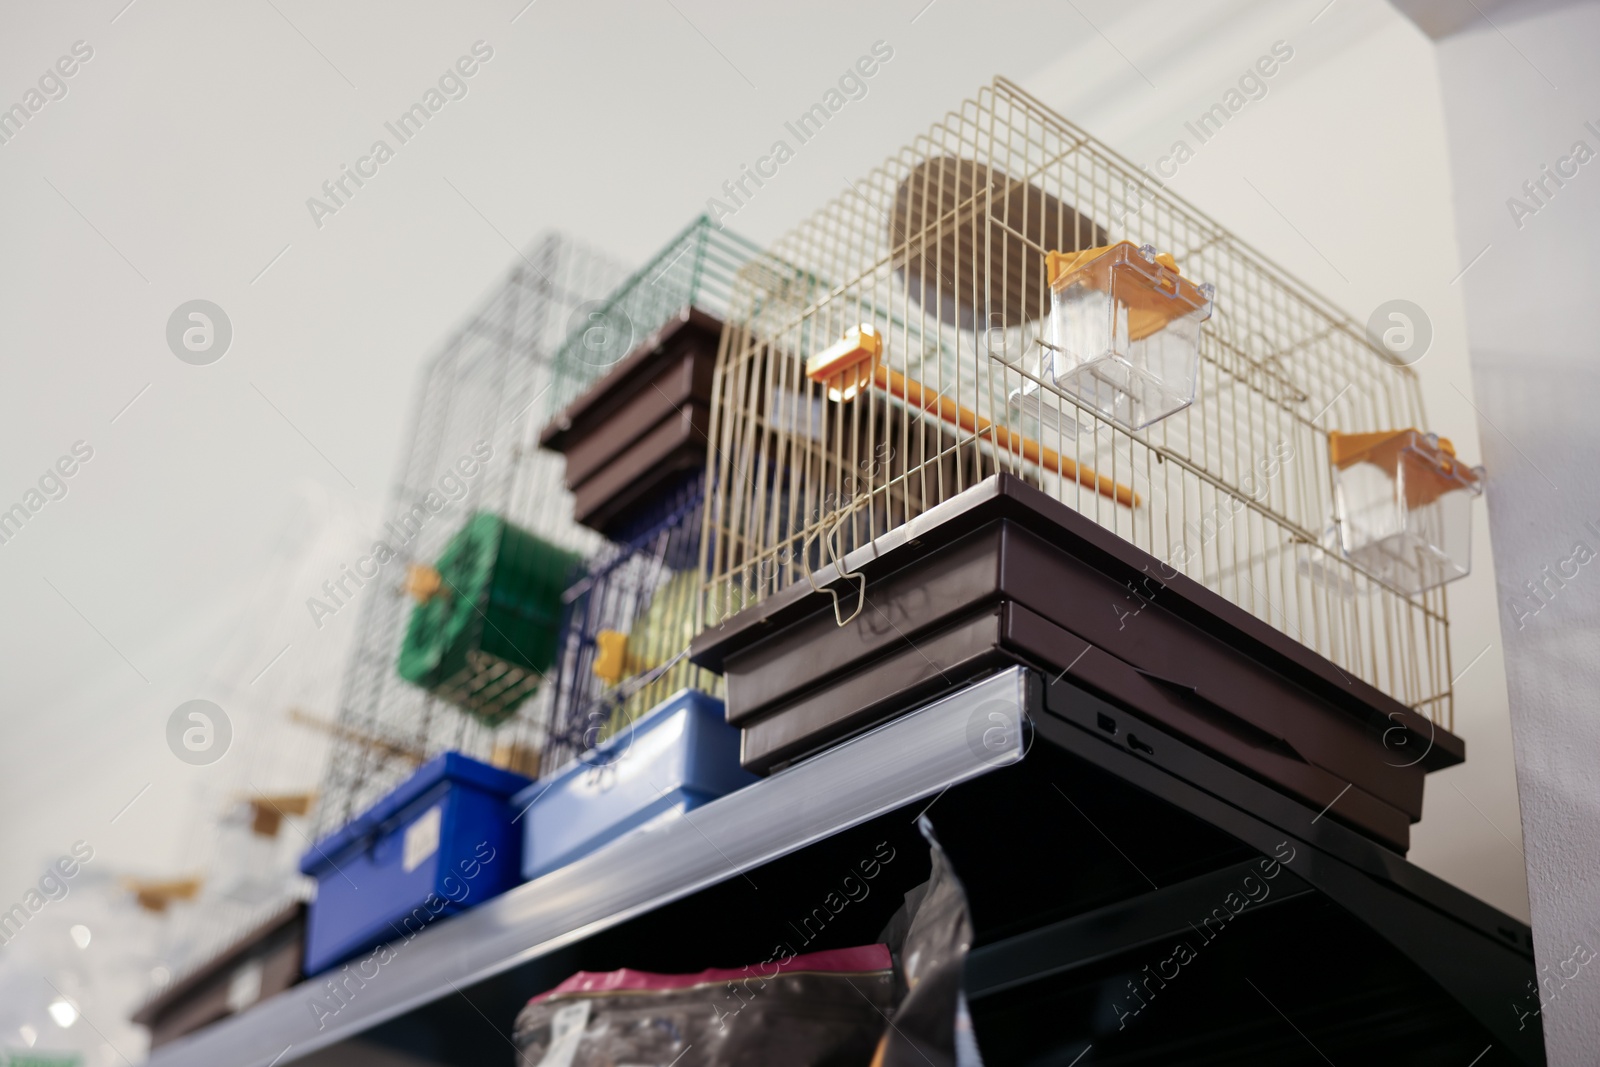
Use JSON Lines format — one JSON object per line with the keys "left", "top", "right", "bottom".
{"left": 1026, "top": 0, "right": 1529, "bottom": 921}
{"left": 1422, "top": 2, "right": 1600, "bottom": 1058}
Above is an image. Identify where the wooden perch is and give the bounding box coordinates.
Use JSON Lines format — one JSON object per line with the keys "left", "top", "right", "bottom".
{"left": 874, "top": 362, "right": 1142, "bottom": 509}
{"left": 807, "top": 324, "right": 1141, "bottom": 508}
{"left": 245, "top": 791, "right": 316, "bottom": 837}
{"left": 122, "top": 877, "right": 202, "bottom": 913}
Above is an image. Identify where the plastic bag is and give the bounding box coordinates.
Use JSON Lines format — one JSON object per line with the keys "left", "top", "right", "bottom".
{"left": 514, "top": 943, "right": 893, "bottom": 1066}
{"left": 874, "top": 815, "right": 984, "bottom": 1067}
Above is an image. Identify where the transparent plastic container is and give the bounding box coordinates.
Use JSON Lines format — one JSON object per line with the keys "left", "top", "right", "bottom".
{"left": 1330, "top": 429, "right": 1485, "bottom": 594}
{"left": 1041, "top": 241, "right": 1214, "bottom": 431}
{"left": 1007, "top": 349, "right": 1082, "bottom": 440}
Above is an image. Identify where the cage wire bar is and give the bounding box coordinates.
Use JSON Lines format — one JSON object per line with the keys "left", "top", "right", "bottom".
{"left": 541, "top": 471, "right": 710, "bottom": 771}
{"left": 544, "top": 216, "right": 763, "bottom": 418}
{"left": 538, "top": 217, "right": 760, "bottom": 770}
{"left": 702, "top": 77, "right": 1455, "bottom": 727}
{"left": 312, "top": 234, "right": 629, "bottom": 839}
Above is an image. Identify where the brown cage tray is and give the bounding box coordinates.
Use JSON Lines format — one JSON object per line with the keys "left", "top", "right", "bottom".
{"left": 131, "top": 900, "right": 306, "bottom": 1049}
{"left": 541, "top": 307, "right": 721, "bottom": 537}
{"left": 690, "top": 474, "right": 1463, "bottom": 853}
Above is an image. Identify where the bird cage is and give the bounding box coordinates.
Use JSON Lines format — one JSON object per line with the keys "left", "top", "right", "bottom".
{"left": 544, "top": 216, "right": 762, "bottom": 424}
{"left": 396, "top": 511, "right": 584, "bottom": 726}
{"left": 542, "top": 470, "right": 716, "bottom": 770}
{"left": 702, "top": 77, "right": 1469, "bottom": 729}
{"left": 311, "top": 234, "right": 628, "bottom": 838}
{"left": 537, "top": 219, "right": 757, "bottom": 768}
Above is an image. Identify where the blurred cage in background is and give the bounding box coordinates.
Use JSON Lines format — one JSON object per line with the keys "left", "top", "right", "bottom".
{"left": 136, "top": 486, "right": 378, "bottom": 1016}
{"left": 543, "top": 216, "right": 762, "bottom": 418}
{"left": 701, "top": 77, "right": 1456, "bottom": 727}
{"left": 311, "top": 234, "right": 629, "bottom": 839}
{"left": 537, "top": 217, "right": 759, "bottom": 770}
{"left": 541, "top": 470, "right": 714, "bottom": 771}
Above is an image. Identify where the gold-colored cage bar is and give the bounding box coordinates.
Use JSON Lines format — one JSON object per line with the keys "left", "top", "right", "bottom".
{"left": 700, "top": 77, "right": 1452, "bottom": 727}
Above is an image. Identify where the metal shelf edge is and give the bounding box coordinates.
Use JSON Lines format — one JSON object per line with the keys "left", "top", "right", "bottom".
{"left": 146, "top": 667, "right": 1029, "bottom": 1067}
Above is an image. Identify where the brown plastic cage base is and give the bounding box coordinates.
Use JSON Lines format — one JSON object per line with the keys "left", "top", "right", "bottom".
{"left": 131, "top": 900, "right": 305, "bottom": 1049}
{"left": 690, "top": 474, "right": 1463, "bottom": 854}
{"left": 541, "top": 307, "right": 721, "bottom": 537}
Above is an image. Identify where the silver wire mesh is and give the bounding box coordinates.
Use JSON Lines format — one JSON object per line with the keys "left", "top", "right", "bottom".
{"left": 544, "top": 216, "right": 763, "bottom": 420}
{"left": 702, "top": 77, "right": 1453, "bottom": 727}
{"left": 312, "top": 234, "right": 629, "bottom": 838}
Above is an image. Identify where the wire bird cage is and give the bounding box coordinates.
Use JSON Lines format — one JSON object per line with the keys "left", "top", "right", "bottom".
{"left": 537, "top": 218, "right": 759, "bottom": 770}
{"left": 312, "top": 234, "right": 629, "bottom": 839}
{"left": 542, "top": 470, "right": 711, "bottom": 770}
{"left": 544, "top": 216, "right": 762, "bottom": 418}
{"left": 702, "top": 77, "right": 1458, "bottom": 728}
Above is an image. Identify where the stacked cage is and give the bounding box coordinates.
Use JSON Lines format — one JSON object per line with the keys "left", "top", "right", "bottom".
{"left": 311, "top": 235, "right": 628, "bottom": 839}
{"left": 701, "top": 77, "right": 1472, "bottom": 730}
{"left": 538, "top": 217, "right": 760, "bottom": 770}
{"left": 541, "top": 471, "right": 707, "bottom": 769}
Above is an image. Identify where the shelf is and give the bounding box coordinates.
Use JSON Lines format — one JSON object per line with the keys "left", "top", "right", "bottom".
{"left": 145, "top": 667, "right": 1032, "bottom": 1067}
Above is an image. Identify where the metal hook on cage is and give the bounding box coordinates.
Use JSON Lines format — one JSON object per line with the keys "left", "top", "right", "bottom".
{"left": 801, "top": 510, "right": 867, "bottom": 628}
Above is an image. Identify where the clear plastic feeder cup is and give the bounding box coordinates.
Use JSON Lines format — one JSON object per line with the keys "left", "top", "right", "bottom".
{"left": 1007, "top": 343, "right": 1082, "bottom": 440}
{"left": 1330, "top": 429, "right": 1485, "bottom": 594}
{"left": 1042, "top": 242, "right": 1214, "bottom": 431}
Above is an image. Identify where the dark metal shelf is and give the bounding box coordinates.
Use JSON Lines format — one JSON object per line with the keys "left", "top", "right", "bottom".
{"left": 145, "top": 663, "right": 1543, "bottom": 1066}
{"left": 144, "top": 669, "right": 1031, "bottom": 1067}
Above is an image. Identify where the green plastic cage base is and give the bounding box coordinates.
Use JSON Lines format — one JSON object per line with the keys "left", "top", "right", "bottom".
{"left": 397, "top": 511, "right": 582, "bottom": 728}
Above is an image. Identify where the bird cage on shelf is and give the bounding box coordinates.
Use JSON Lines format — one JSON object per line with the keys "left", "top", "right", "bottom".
{"left": 396, "top": 511, "right": 584, "bottom": 727}
{"left": 701, "top": 76, "right": 1479, "bottom": 738}
{"left": 544, "top": 216, "right": 762, "bottom": 428}
{"left": 542, "top": 470, "right": 715, "bottom": 771}
{"left": 537, "top": 218, "right": 758, "bottom": 770}
{"left": 311, "top": 234, "right": 628, "bottom": 839}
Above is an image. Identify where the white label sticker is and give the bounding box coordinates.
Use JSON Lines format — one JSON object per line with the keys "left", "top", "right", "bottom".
{"left": 402, "top": 805, "right": 442, "bottom": 873}
{"left": 225, "top": 959, "right": 263, "bottom": 1012}
{"left": 536, "top": 1001, "right": 591, "bottom": 1067}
